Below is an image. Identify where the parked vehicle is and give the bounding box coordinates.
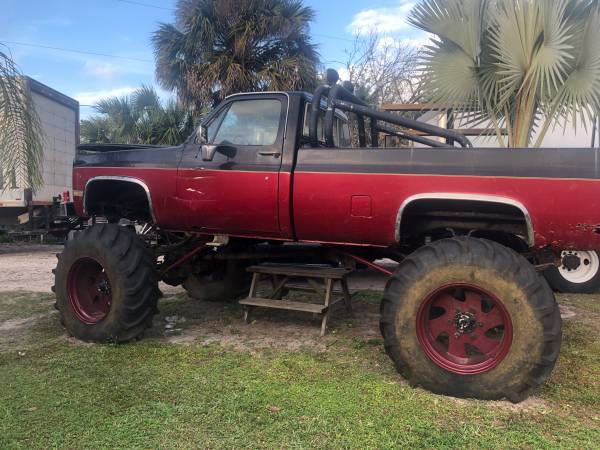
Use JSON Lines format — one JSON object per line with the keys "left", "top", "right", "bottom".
{"left": 543, "top": 250, "right": 600, "bottom": 293}
{"left": 54, "top": 70, "right": 594, "bottom": 402}
{"left": 0, "top": 78, "right": 78, "bottom": 237}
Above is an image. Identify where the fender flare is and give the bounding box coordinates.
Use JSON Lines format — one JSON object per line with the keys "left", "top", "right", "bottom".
{"left": 83, "top": 176, "right": 156, "bottom": 223}
{"left": 395, "top": 193, "right": 534, "bottom": 247}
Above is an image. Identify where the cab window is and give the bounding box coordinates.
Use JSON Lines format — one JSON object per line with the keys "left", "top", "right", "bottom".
{"left": 303, "top": 103, "right": 351, "bottom": 147}
{"left": 206, "top": 107, "right": 227, "bottom": 143}
{"left": 213, "top": 99, "right": 281, "bottom": 146}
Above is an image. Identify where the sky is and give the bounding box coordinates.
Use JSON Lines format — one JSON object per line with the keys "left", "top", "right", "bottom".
{"left": 0, "top": 0, "right": 427, "bottom": 119}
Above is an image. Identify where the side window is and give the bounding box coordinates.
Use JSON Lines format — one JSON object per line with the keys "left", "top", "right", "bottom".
{"left": 337, "top": 119, "right": 351, "bottom": 147}
{"left": 303, "top": 104, "right": 325, "bottom": 143}
{"left": 213, "top": 99, "right": 281, "bottom": 146}
{"left": 303, "top": 103, "right": 350, "bottom": 147}
{"left": 206, "top": 107, "right": 228, "bottom": 143}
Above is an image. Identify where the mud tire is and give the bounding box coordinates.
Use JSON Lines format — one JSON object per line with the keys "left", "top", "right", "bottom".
{"left": 54, "top": 224, "right": 160, "bottom": 342}
{"left": 183, "top": 261, "right": 251, "bottom": 302}
{"left": 380, "top": 237, "right": 561, "bottom": 402}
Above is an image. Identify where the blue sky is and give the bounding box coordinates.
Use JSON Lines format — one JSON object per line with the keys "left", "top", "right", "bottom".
{"left": 1, "top": 0, "right": 426, "bottom": 118}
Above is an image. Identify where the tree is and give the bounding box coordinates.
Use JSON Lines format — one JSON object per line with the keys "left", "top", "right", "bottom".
{"left": 152, "top": 0, "right": 319, "bottom": 111}
{"left": 341, "top": 32, "right": 419, "bottom": 107}
{"left": 409, "top": 0, "right": 600, "bottom": 147}
{"left": 80, "top": 85, "right": 195, "bottom": 146}
{"left": 0, "top": 49, "right": 43, "bottom": 190}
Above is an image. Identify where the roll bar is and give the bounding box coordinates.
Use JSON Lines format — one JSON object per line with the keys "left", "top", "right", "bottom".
{"left": 309, "top": 70, "right": 472, "bottom": 149}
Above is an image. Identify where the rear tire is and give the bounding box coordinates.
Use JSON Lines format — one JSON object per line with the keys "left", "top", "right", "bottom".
{"left": 380, "top": 237, "right": 561, "bottom": 402}
{"left": 54, "top": 224, "right": 160, "bottom": 342}
{"left": 183, "top": 261, "right": 251, "bottom": 302}
{"left": 543, "top": 250, "right": 600, "bottom": 293}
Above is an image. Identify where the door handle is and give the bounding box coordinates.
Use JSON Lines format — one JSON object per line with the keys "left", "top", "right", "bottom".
{"left": 258, "top": 151, "right": 281, "bottom": 157}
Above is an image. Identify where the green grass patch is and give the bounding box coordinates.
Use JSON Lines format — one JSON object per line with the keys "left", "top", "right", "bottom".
{"left": 0, "top": 291, "right": 599, "bottom": 449}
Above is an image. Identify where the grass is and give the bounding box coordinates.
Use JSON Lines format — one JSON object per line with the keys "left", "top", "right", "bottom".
{"left": 0, "top": 290, "right": 599, "bottom": 449}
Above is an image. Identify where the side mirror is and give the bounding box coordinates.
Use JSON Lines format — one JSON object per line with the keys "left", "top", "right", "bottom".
{"left": 201, "top": 144, "right": 218, "bottom": 161}
{"left": 195, "top": 125, "right": 208, "bottom": 145}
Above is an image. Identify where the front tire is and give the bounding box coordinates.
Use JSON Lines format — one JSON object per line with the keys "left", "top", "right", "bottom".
{"left": 543, "top": 250, "right": 600, "bottom": 293}
{"left": 380, "top": 237, "right": 561, "bottom": 402}
{"left": 54, "top": 224, "right": 160, "bottom": 342}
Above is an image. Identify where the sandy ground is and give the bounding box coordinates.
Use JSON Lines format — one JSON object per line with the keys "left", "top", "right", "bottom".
{"left": 0, "top": 243, "right": 394, "bottom": 294}
{"left": 0, "top": 244, "right": 63, "bottom": 293}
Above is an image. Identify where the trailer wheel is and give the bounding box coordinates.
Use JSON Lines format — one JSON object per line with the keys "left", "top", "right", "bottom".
{"left": 54, "top": 224, "right": 160, "bottom": 342}
{"left": 183, "top": 261, "right": 251, "bottom": 302}
{"left": 380, "top": 237, "right": 561, "bottom": 402}
{"left": 543, "top": 250, "right": 600, "bottom": 293}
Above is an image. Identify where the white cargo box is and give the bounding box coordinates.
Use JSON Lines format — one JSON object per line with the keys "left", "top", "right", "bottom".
{"left": 0, "top": 77, "right": 78, "bottom": 211}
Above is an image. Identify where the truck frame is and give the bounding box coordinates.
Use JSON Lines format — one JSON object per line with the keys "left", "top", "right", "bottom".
{"left": 54, "top": 70, "right": 576, "bottom": 402}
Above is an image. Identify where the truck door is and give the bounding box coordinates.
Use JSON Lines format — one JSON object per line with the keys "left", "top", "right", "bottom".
{"left": 177, "top": 94, "right": 286, "bottom": 236}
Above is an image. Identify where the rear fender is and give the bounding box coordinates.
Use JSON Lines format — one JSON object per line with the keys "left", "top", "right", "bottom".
{"left": 395, "top": 193, "right": 534, "bottom": 247}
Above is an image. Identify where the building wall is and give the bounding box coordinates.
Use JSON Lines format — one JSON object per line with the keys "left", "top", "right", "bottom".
{"left": 0, "top": 80, "right": 77, "bottom": 207}
{"left": 32, "top": 90, "right": 77, "bottom": 202}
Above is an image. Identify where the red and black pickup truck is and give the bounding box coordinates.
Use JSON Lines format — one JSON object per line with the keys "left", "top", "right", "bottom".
{"left": 55, "top": 70, "right": 596, "bottom": 401}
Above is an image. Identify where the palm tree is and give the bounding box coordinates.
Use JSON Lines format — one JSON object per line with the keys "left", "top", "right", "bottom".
{"left": 0, "top": 49, "right": 43, "bottom": 189}
{"left": 80, "top": 85, "right": 196, "bottom": 146}
{"left": 152, "top": 0, "right": 319, "bottom": 111}
{"left": 409, "top": 0, "right": 600, "bottom": 147}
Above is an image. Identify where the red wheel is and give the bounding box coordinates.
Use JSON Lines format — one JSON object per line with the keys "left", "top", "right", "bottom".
{"left": 55, "top": 224, "right": 159, "bottom": 342}
{"left": 416, "top": 283, "right": 512, "bottom": 375}
{"left": 67, "top": 257, "right": 112, "bottom": 324}
{"left": 381, "top": 237, "right": 561, "bottom": 401}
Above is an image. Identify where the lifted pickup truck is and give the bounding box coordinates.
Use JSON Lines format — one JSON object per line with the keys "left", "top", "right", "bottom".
{"left": 55, "top": 70, "right": 592, "bottom": 401}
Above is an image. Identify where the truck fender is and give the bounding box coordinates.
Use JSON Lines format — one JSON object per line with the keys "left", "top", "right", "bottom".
{"left": 84, "top": 176, "right": 156, "bottom": 223}
{"left": 395, "top": 193, "right": 534, "bottom": 247}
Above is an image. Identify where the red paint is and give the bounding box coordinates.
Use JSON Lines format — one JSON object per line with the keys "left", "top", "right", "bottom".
{"left": 293, "top": 172, "right": 600, "bottom": 249}
{"left": 278, "top": 171, "right": 294, "bottom": 237}
{"left": 176, "top": 168, "right": 280, "bottom": 234}
{"left": 351, "top": 195, "right": 372, "bottom": 218}
{"left": 74, "top": 166, "right": 600, "bottom": 251}
{"left": 415, "top": 283, "right": 513, "bottom": 375}
{"left": 73, "top": 167, "right": 179, "bottom": 226}
{"left": 67, "top": 257, "right": 112, "bottom": 324}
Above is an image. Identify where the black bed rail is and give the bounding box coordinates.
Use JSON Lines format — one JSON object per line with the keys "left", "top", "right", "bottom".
{"left": 309, "top": 69, "right": 472, "bottom": 149}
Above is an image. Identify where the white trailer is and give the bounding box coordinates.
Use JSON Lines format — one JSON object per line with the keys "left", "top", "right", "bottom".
{"left": 0, "top": 77, "right": 79, "bottom": 232}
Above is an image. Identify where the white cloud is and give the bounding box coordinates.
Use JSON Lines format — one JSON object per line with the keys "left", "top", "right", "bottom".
{"left": 347, "top": 1, "right": 416, "bottom": 35}
{"left": 337, "top": 67, "right": 351, "bottom": 82}
{"left": 83, "top": 61, "right": 120, "bottom": 80}
{"left": 74, "top": 86, "right": 137, "bottom": 106}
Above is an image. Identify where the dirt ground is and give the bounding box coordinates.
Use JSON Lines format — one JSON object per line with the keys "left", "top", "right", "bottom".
{"left": 0, "top": 242, "right": 581, "bottom": 351}
{"left": 0, "top": 242, "right": 394, "bottom": 352}
{"left": 0, "top": 243, "right": 394, "bottom": 294}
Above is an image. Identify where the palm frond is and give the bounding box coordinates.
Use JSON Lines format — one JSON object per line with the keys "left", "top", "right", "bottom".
{"left": 81, "top": 84, "right": 194, "bottom": 147}
{"left": 0, "top": 49, "right": 43, "bottom": 190}
{"left": 411, "top": 0, "right": 600, "bottom": 147}
{"left": 152, "top": 0, "right": 319, "bottom": 111}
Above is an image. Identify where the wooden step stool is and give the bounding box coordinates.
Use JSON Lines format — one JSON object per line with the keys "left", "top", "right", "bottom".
{"left": 240, "top": 264, "right": 353, "bottom": 336}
